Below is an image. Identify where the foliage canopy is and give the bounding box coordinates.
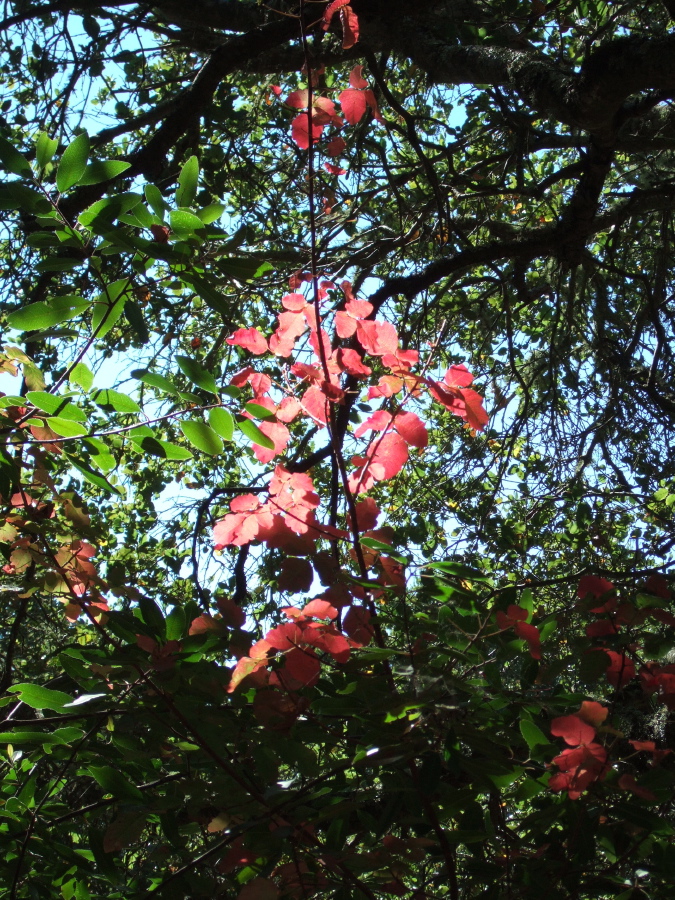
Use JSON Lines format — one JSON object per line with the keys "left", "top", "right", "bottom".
{"left": 0, "top": 1, "right": 675, "bottom": 898}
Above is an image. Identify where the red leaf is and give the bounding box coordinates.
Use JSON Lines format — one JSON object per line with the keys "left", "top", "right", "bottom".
{"left": 602, "top": 649, "right": 636, "bottom": 687}
{"left": 394, "top": 411, "right": 428, "bottom": 448}
{"left": 363, "top": 88, "right": 384, "bottom": 123}
{"left": 150, "top": 224, "right": 170, "bottom": 243}
{"left": 276, "top": 396, "right": 303, "bottom": 422}
{"left": 285, "top": 89, "right": 308, "bottom": 109}
{"left": 355, "top": 409, "right": 392, "bottom": 438}
{"left": 301, "top": 385, "right": 329, "bottom": 426}
{"left": 324, "top": 162, "right": 346, "bottom": 175}
{"left": 303, "top": 599, "right": 338, "bottom": 620}
{"left": 461, "top": 387, "right": 489, "bottom": 431}
{"left": 315, "top": 630, "right": 351, "bottom": 662}
{"left": 514, "top": 621, "right": 541, "bottom": 659}
{"left": 291, "top": 111, "right": 323, "bottom": 149}
{"left": 340, "top": 88, "right": 367, "bottom": 125}
{"left": 343, "top": 606, "right": 373, "bottom": 645}
{"left": 237, "top": 877, "right": 279, "bottom": 900}
{"left": 368, "top": 432, "right": 409, "bottom": 480}
{"left": 444, "top": 364, "right": 474, "bottom": 388}
{"left": 226, "top": 328, "right": 268, "bottom": 355}
{"left": 618, "top": 774, "right": 657, "bottom": 801}
{"left": 577, "top": 701, "right": 608, "bottom": 726}
{"left": 578, "top": 575, "right": 615, "bottom": 600}
{"left": 340, "top": 4, "right": 359, "bottom": 48}
{"left": 336, "top": 348, "right": 371, "bottom": 376}
{"left": 349, "top": 497, "right": 380, "bottom": 532}
{"left": 368, "top": 375, "right": 404, "bottom": 399}
{"left": 356, "top": 319, "right": 399, "bottom": 356}
{"left": 349, "top": 64, "right": 368, "bottom": 89}
{"left": 326, "top": 136, "right": 347, "bottom": 157}
{"left": 284, "top": 647, "right": 321, "bottom": 686}
{"left": 278, "top": 557, "right": 314, "bottom": 593}
{"left": 550, "top": 714, "right": 596, "bottom": 746}
{"left": 322, "top": 0, "right": 350, "bottom": 30}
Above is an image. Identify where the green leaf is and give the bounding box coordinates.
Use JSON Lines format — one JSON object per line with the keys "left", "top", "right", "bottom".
{"left": 124, "top": 299, "right": 150, "bottom": 344}
{"left": 170, "top": 208, "right": 205, "bottom": 235}
{"left": 175, "top": 155, "right": 199, "bottom": 208}
{"left": 46, "top": 416, "right": 88, "bottom": 437}
{"left": 179, "top": 420, "right": 224, "bottom": 455}
{"left": 175, "top": 355, "right": 219, "bottom": 394}
{"left": 88, "top": 766, "right": 145, "bottom": 802}
{"left": 236, "top": 417, "right": 275, "bottom": 450}
{"left": 129, "top": 433, "right": 193, "bottom": 461}
{"left": 7, "top": 295, "right": 91, "bottom": 331}
{"left": 79, "top": 160, "right": 131, "bottom": 185}
{"left": 8, "top": 683, "right": 73, "bottom": 711}
{"left": 144, "top": 183, "right": 167, "bottom": 219}
{"left": 519, "top": 718, "right": 549, "bottom": 750}
{"left": 25, "top": 392, "right": 86, "bottom": 420}
{"left": 197, "top": 202, "right": 226, "bottom": 224}
{"left": 0, "top": 137, "right": 32, "bottom": 176}
{"left": 209, "top": 407, "right": 234, "bottom": 441}
{"left": 35, "top": 131, "right": 59, "bottom": 169}
{"left": 56, "top": 132, "right": 90, "bottom": 192}
{"left": 91, "top": 281, "right": 129, "bottom": 338}
{"left": 218, "top": 258, "right": 273, "bottom": 281}
{"left": 65, "top": 453, "right": 125, "bottom": 497}
{"left": 69, "top": 362, "right": 94, "bottom": 391}
{"left": 91, "top": 389, "right": 140, "bottom": 414}
{"left": 78, "top": 192, "right": 142, "bottom": 227}
{"left": 131, "top": 368, "right": 179, "bottom": 395}
{"left": 166, "top": 606, "right": 186, "bottom": 641}
{"left": 137, "top": 595, "right": 165, "bottom": 638}
{"left": 244, "top": 402, "right": 276, "bottom": 420}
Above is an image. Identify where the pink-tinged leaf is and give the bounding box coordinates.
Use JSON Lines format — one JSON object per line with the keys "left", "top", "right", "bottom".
{"left": 189, "top": 614, "right": 220, "bottom": 635}
{"left": 368, "top": 375, "right": 404, "bottom": 399}
{"left": 444, "top": 364, "right": 474, "bottom": 388}
{"left": 335, "top": 310, "right": 358, "bottom": 338}
{"left": 343, "top": 606, "right": 373, "bottom": 645}
{"left": 226, "top": 328, "right": 269, "bottom": 355}
{"left": 284, "top": 646, "right": 321, "bottom": 686}
{"left": 550, "top": 714, "right": 596, "bottom": 746}
{"left": 265, "top": 622, "right": 305, "bottom": 651}
{"left": 231, "top": 493, "right": 263, "bottom": 513}
{"left": 322, "top": 0, "right": 350, "bottom": 29}
{"left": 349, "top": 64, "right": 368, "bottom": 89}
{"left": 348, "top": 458, "right": 385, "bottom": 494}
{"left": 301, "top": 385, "right": 329, "bottom": 426}
{"left": 370, "top": 432, "right": 409, "bottom": 480}
{"left": 382, "top": 348, "right": 419, "bottom": 371}
{"left": 340, "top": 4, "right": 359, "bottom": 48}
{"left": 303, "top": 599, "right": 338, "bottom": 620}
{"left": 213, "top": 513, "right": 258, "bottom": 548}
{"left": 313, "top": 96, "right": 343, "bottom": 127}
{"left": 363, "top": 88, "right": 384, "bottom": 123}
{"left": 292, "top": 111, "right": 323, "bottom": 149}
{"left": 282, "top": 293, "right": 308, "bottom": 311}
{"left": 577, "top": 701, "right": 609, "bottom": 726}
{"left": 253, "top": 421, "right": 290, "bottom": 465}
{"left": 271, "top": 85, "right": 282, "bottom": 96}
{"left": 350, "top": 496, "right": 380, "bottom": 532}
{"left": 326, "top": 136, "right": 347, "bottom": 157}
{"left": 324, "top": 162, "right": 346, "bottom": 175}
{"left": 286, "top": 89, "right": 308, "bottom": 109}
{"left": 340, "top": 88, "right": 367, "bottom": 125}
{"left": 394, "top": 411, "right": 428, "bottom": 448}
{"left": 357, "top": 319, "right": 399, "bottom": 356}
{"left": 250, "top": 373, "right": 272, "bottom": 396}
{"left": 276, "top": 396, "right": 303, "bottom": 422}
{"left": 618, "top": 774, "right": 657, "bottom": 801}
{"left": 355, "top": 409, "right": 392, "bottom": 438}
{"left": 257, "top": 515, "right": 317, "bottom": 554}
{"left": 278, "top": 557, "right": 313, "bottom": 593}
{"left": 336, "top": 348, "right": 372, "bottom": 377}
{"left": 230, "top": 366, "right": 256, "bottom": 386}
{"left": 347, "top": 298, "right": 373, "bottom": 318}
{"left": 460, "top": 388, "right": 489, "bottom": 431}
